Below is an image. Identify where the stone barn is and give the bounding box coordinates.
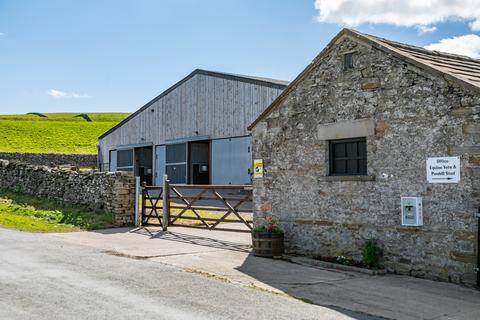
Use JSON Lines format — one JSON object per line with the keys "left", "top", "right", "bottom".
{"left": 98, "top": 69, "right": 288, "bottom": 185}
{"left": 249, "top": 29, "right": 480, "bottom": 286}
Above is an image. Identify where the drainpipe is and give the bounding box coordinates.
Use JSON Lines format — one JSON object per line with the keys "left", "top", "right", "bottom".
{"left": 477, "top": 208, "right": 480, "bottom": 288}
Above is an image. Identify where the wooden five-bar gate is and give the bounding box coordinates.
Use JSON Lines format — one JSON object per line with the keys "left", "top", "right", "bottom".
{"left": 141, "top": 179, "right": 253, "bottom": 232}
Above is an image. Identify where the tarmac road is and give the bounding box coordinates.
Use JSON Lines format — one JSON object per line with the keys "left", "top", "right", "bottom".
{"left": 0, "top": 228, "right": 364, "bottom": 320}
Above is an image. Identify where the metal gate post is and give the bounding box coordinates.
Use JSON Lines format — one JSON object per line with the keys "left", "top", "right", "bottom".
{"left": 141, "top": 181, "right": 147, "bottom": 226}
{"left": 134, "top": 176, "right": 140, "bottom": 227}
{"left": 162, "top": 175, "right": 170, "bottom": 231}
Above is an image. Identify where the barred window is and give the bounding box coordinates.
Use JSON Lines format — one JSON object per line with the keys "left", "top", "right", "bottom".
{"left": 329, "top": 138, "right": 367, "bottom": 175}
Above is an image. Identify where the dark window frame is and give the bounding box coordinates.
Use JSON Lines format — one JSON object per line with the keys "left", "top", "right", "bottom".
{"left": 329, "top": 137, "right": 367, "bottom": 176}
{"left": 343, "top": 52, "right": 354, "bottom": 70}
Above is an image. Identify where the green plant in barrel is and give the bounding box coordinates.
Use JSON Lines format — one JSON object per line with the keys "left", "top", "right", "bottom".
{"left": 252, "top": 215, "right": 284, "bottom": 258}
{"left": 253, "top": 215, "right": 284, "bottom": 234}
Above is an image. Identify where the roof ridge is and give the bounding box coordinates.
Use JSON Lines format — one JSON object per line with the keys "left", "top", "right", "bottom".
{"left": 99, "top": 68, "right": 289, "bottom": 140}
{"left": 194, "top": 69, "right": 290, "bottom": 86}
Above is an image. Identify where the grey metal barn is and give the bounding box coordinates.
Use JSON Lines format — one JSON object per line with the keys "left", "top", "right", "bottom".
{"left": 98, "top": 69, "right": 288, "bottom": 185}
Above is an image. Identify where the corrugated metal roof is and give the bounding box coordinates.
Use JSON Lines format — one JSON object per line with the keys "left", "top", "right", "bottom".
{"left": 362, "top": 33, "right": 480, "bottom": 88}
{"left": 215, "top": 72, "right": 290, "bottom": 87}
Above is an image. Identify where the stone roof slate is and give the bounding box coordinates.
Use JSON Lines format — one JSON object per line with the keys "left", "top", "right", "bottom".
{"left": 248, "top": 28, "right": 480, "bottom": 130}
{"left": 362, "top": 32, "right": 480, "bottom": 88}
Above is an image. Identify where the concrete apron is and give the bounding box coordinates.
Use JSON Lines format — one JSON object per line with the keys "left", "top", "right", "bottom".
{"left": 48, "top": 225, "right": 480, "bottom": 320}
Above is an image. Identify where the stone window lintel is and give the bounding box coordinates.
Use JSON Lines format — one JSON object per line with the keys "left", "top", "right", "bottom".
{"left": 320, "top": 175, "right": 376, "bottom": 182}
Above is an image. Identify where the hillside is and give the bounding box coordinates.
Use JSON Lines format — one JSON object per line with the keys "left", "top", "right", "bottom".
{"left": 0, "top": 113, "right": 130, "bottom": 154}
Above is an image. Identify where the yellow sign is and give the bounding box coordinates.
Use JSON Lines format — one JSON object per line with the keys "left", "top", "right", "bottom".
{"left": 253, "top": 159, "right": 263, "bottom": 178}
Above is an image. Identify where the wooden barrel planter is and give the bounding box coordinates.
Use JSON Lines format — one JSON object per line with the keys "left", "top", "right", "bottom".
{"left": 252, "top": 232, "right": 284, "bottom": 258}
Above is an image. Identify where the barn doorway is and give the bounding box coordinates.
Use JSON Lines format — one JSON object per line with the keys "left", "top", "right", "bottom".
{"left": 134, "top": 146, "right": 153, "bottom": 185}
{"left": 189, "top": 141, "right": 210, "bottom": 184}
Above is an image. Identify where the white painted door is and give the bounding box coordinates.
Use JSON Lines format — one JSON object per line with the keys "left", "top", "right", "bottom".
{"left": 109, "top": 150, "right": 117, "bottom": 172}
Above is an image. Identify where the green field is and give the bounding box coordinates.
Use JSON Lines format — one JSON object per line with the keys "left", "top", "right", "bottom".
{"left": 0, "top": 113, "right": 130, "bottom": 154}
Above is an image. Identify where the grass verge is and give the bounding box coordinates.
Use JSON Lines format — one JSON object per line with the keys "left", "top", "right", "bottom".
{"left": 0, "top": 189, "right": 115, "bottom": 232}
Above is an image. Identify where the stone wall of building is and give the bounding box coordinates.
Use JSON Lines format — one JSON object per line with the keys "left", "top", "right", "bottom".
{"left": 252, "top": 35, "right": 479, "bottom": 286}
{"left": 0, "top": 152, "right": 97, "bottom": 168}
{"left": 0, "top": 160, "right": 135, "bottom": 226}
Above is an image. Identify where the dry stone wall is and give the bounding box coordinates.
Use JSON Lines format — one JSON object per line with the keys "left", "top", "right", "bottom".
{"left": 252, "top": 36, "right": 479, "bottom": 286}
{"left": 0, "top": 152, "right": 97, "bottom": 168}
{"left": 0, "top": 160, "right": 135, "bottom": 226}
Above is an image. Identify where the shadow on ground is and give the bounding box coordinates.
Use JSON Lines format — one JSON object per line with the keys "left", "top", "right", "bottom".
{"left": 93, "top": 226, "right": 251, "bottom": 253}
{"left": 134, "top": 227, "right": 251, "bottom": 252}
{"left": 112, "top": 227, "right": 386, "bottom": 319}
{"left": 92, "top": 226, "right": 480, "bottom": 320}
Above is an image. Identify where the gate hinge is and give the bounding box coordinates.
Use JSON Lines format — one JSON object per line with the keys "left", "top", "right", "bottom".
{"left": 475, "top": 213, "right": 480, "bottom": 219}
{"left": 474, "top": 267, "right": 479, "bottom": 273}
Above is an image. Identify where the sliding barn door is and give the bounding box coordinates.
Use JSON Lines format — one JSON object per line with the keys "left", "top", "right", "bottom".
{"left": 211, "top": 137, "right": 251, "bottom": 185}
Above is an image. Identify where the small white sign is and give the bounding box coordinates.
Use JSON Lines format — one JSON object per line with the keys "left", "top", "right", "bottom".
{"left": 426, "top": 156, "right": 460, "bottom": 183}
{"left": 401, "top": 197, "right": 423, "bottom": 226}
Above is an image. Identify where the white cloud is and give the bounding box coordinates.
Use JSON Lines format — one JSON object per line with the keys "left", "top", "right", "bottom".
{"left": 424, "top": 34, "right": 480, "bottom": 58}
{"left": 47, "top": 89, "right": 67, "bottom": 98}
{"left": 47, "top": 89, "right": 91, "bottom": 99}
{"left": 417, "top": 25, "right": 437, "bottom": 34}
{"left": 314, "top": 0, "right": 480, "bottom": 32}
{"left": 71, "top": 93, "right": 92, "bottom": 98}
{"left": 470, "top": 20, "right": 480, "bottom": 31}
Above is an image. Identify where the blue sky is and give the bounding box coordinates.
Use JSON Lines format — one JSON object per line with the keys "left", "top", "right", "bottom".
{"left": 1, "top": 0, "right": 479, "bottom": 115}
